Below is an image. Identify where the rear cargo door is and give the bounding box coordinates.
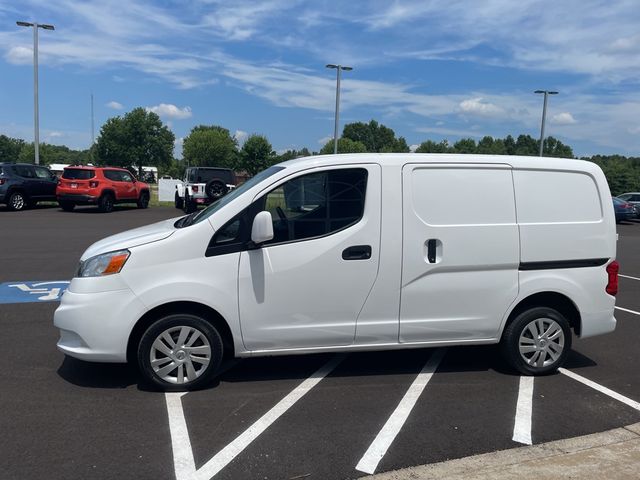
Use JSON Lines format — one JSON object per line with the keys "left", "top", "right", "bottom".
{"left": 399, "top": 163, "right": 519, "bottom": 343}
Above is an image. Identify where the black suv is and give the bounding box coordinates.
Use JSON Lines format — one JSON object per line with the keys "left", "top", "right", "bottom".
{"left": 0, "top": 163, "right": 58, "bottom": 211}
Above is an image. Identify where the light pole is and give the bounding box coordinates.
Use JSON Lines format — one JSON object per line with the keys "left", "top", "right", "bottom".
{"left": 17, "top": 21, "right": 55, "bottom": 165}
{"left": 534, "top": 90, "right": 558, "bottom": 157}
{"left": 326, "top": 64, "right": 353, "bottom": 154}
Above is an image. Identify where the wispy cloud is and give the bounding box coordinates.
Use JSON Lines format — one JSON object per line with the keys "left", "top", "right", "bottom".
{"left": 146, "top": 103, "right": 192, "bottom": 119}
{"left": 106, "top": 101, "right": 123, "bottom": 110}
{"left": 551, "top": 112, "right": 577, "bottom": 125}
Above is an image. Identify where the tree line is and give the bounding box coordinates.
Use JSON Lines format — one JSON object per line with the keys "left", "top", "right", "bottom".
{"left": 1, "top": 107, "right": 638, "bottom": 194}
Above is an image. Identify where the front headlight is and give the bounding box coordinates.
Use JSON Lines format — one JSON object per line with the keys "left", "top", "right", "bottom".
{"left": 78, "top": 249, "right": 130, "bottom": 278}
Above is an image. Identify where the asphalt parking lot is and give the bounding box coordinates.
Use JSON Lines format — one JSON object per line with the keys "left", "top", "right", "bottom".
{"left": 1, "top": 205, "right": 639, "bottom": 480}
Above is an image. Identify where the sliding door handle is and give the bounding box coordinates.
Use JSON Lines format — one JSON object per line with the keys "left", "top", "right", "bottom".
{"left": 342, "top": 245, "right": 372, "bottom": 260}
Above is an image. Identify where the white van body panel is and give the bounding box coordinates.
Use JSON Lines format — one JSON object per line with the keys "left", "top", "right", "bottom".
{"left": 238, "top": 164, "right": 382, "bottom": 350}
{"left": 53, "top": 153, "right": 617, "bottom": 364}
{"left": 400, "top": 164, "right": 520, "bottom": 342}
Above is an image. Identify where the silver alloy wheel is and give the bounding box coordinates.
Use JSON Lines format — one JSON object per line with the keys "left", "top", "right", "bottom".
{"left": 11, "top": 193, "right": 25, "bottom": 210}
{"left": 518, "top": 317, "right": 565, "bottom": 368}
{"left": 150, "top": 326, "right": 212, "bottom": 385}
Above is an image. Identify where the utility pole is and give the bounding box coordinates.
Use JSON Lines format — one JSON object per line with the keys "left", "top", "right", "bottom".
{"left": 326, "top": 64, "right": 353, "bottom": 154}
{"left": 534, "top": 90, "right": 558, "bottom": 157}
{"left": 17, "top": 21, "right": 55, "bottom": 165}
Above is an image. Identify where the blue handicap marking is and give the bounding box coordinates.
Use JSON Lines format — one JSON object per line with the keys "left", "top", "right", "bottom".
{"left": 0, "top": 281, "right": 70, "bottom": 304}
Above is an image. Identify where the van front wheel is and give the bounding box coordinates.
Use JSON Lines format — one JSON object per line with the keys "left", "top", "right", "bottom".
{"left": 501, "top": 307, "right": 572, "bottom": 375}
{"left": 137, "top": 314, "right": 223, "bottom": 391}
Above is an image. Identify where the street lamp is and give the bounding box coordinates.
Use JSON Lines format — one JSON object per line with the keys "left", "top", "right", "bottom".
{"left": 17, "top": 21, "right": 55, "bottom": 165}
{"left": 326, "top": 64, "right": 353, "bottom": 154}
{"left": 534, "top": 90, "right": 558, "bottom": 157}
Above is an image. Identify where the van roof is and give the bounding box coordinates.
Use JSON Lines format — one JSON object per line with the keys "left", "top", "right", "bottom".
{"left": 278, "top": 153, "right": 600, "bottom": 173}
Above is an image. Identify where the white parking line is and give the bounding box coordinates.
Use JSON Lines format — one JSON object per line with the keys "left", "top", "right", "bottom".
{"left": 615, "top": 306, "right": 640, "bottom": 316}
{"left": 559, "top": 368, "right": 640, "bottom": 411}
{"left": 619, "top": 274, "right": 640, "bottom": 281}
{"left": 166, "top": 392, "right": 195, "bottom": 480}
{"left": 355, "top": 348, "right": 446, "bottom": 475}
{"left": 166, "top": 354, "right": 345, "bottom": 480}
{"left": 512, "top": 376, "right": 534, "bottom": 445}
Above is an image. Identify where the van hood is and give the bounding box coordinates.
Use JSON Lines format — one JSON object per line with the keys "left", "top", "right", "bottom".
{"left": 81, "top": 217, "right": 180, "bottom": 260}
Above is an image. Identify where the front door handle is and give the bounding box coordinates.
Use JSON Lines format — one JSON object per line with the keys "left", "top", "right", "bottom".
{"left": 342, "top": 245, "right": 372, "bottom": 260}
{"left": 427, "top": 239, "right": 437, "bottom": 263}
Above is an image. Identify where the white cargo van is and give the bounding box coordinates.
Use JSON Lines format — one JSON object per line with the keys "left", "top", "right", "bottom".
{"left": 54, "top": 154, "right": 619, "bottom": 390}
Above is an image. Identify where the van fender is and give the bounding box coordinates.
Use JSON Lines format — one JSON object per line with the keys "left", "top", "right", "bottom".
{"left": 498, "top": 268, "right": 613, "bottom": 337}
{"left": 129, "top": 281, "right": 246, "bottom": 356}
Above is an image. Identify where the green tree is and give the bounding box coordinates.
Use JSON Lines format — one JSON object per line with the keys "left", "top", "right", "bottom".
{"left": 342, "top": 120, "right": 407, "bottom": 152}
{"left": 319, "top": 137, "right": 367, "bottom": 154}
{"left": 237, "top": 134, "right": 276, "bottom": 175}
{"left": 17, "top": 142, "right": 91, "bottom": 165}
{"left": 95, "top": 107, "right": 174, "bottom": 176}
{"left": 415, "top": 139, "right": 451, "bottom": 153}
{"left": 515, "top": 134, "right": 539, "bottom": 156}
{"left": 543, "top": 136, "right": 574, "bottom": 158}
{"left": 452, "top": 138, "right": 477, "bottom": 154}
{"left": 0, "top": 135, "right": 26, "bottom": 162}
{"left": 504, "top": 135, "right": 516, "bottom": 155}
{"left": 276, "top": 148, "right": 311, "bottom": 162}
{"left": 182, "top": 125, "right": 238, "bottom": 169}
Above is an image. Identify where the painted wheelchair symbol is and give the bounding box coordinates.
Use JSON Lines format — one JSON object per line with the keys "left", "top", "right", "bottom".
{"left": 8, "top": 281, "right": 70, "bottom": 301}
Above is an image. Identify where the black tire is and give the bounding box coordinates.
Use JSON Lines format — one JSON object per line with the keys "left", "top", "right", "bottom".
{"left": 59, "top": 201, "right": 75, "bottom": 212}
{"left": 183, "top": 191, "right": 196, "bottom": 213}
{"left": 7, "top": 191, "right": 28, "bottom": 211}
{"left": 137, "top": 191, "right": 150, "bottom": 209}
{"left": 205, "top": 179, "right": 228, "bottom": 200}
{"left": 174, "top": 192, "right": 184, "bottom": 210}
{"left": 137, "top": 314, "right": 224, "bottom": 391}
{"left": 98, "top": 193, "right": 115, "bottom": 213}
{"left": 501, "top": 306, "right": 572, "bottom": 375}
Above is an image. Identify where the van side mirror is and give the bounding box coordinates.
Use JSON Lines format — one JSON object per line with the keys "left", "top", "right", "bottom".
{"left": 251, "top": 211, "right": 274, "bottom": 245}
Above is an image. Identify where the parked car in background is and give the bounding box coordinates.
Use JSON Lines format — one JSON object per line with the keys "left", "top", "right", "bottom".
{"left": 617, "top": 192, "right": 640, "bottom": 218}
{"left": 175, "top": 167, "right": 236, "bottom": 213}
{"left": 56, "top": 166, "right": 150, "bottom": 213}
{"left": 0, "top": 162, "right": 58, "bottom": 211}
{"left": 613, "top": 197, "right": 635, "bottom": 223}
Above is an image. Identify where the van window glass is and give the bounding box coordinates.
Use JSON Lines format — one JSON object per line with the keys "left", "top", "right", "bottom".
{"left": 411, "top": 167, "right": 515, "bottom": 226}
{"left": 260, "top": 168, "right": 367, "bottom": 244}
{"left": 191, "top": 166, "right": 284, "bottom": 225}
{"left": 63, "top": 169, "right": 95, "bottom": 180}
{"left": 514, "top": 170, "right": 602, "bottom": 223}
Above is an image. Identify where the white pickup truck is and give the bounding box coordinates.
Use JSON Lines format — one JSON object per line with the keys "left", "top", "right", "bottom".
{"left": 175, "top": 167, "right": 236, "bottom": 213}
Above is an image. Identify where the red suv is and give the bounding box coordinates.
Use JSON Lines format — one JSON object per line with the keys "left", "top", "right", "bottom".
{"left": 57, "top": 166, "right": 150, "bottom": 213}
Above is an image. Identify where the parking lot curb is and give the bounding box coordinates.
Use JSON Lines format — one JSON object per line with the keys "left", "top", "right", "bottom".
{"left": 365, "top": 422, "right": 640, "bottom": 479}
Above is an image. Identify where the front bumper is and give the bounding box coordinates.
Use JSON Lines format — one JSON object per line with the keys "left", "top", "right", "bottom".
{"left": 54, "top": 282, "right": 147, "bottom": 362}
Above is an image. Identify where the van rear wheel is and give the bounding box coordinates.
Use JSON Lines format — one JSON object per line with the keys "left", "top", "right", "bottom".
{"left": 137, "top": 314, "right": 223, "bottom": 391}
{"left": 501, "top": 307, "right": 571, "bottom": 375}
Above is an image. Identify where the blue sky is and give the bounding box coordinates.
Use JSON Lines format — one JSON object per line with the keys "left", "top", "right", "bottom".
{"left": 0, "top": 0, "right": 639, "bottom": 158}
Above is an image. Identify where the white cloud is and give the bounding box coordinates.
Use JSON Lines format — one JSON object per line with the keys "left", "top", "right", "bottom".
{"left": 146, "top": 103, "right": 192, "bottom": 119}
{"left": 106, "top": 101, "right": 123, "bottom": 110}
{"left": 5, "top": 46, "right": 31, "bottom": 65}
{"left": 317, "top": 135, "right": 333, "bottom": 145}
{"left": 47, "top": 131, "right": 64, "bottom": 138}
{"left": 551, "top": 112, "right": 577, "bottom": 125}
{"left": 234, "top": 130, "right": 248, "bottom": 144}
{"left": 409, "top": 144, "right": 419, "bottom": 152}
{"left": 173, "top": 137, "right": 184, "bottom": 159}
{"left": 459, "top": 97, "right": 504, "bottom": 117}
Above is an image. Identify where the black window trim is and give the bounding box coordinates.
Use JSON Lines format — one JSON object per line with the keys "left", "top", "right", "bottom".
{"left": 206, "top": 167, "right": 369, "bottom": 257}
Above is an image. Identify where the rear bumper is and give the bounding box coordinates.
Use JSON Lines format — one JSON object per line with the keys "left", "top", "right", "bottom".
{"left": 57, "top": 194, "right": 99, "bottom": 204}
{"left": 579, "top": 309, "right": 617, "bottom": 338}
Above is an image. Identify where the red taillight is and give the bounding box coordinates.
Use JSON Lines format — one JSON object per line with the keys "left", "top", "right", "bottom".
{"left": 192, "top": 186, "right": 199, "bottom": 193}
{"left": 0, "top": 178, "right": 5, "bottom": 185}
{"left": 606, "top": 260, "right": 619, "bottom": 296}
{"left": 89, "top": 181, "right": 99, "bottom": 188}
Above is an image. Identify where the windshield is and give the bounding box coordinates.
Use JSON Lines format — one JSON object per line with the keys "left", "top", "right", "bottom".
{"left": 188, "top": 166, "right": 285, "bottom": 226}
